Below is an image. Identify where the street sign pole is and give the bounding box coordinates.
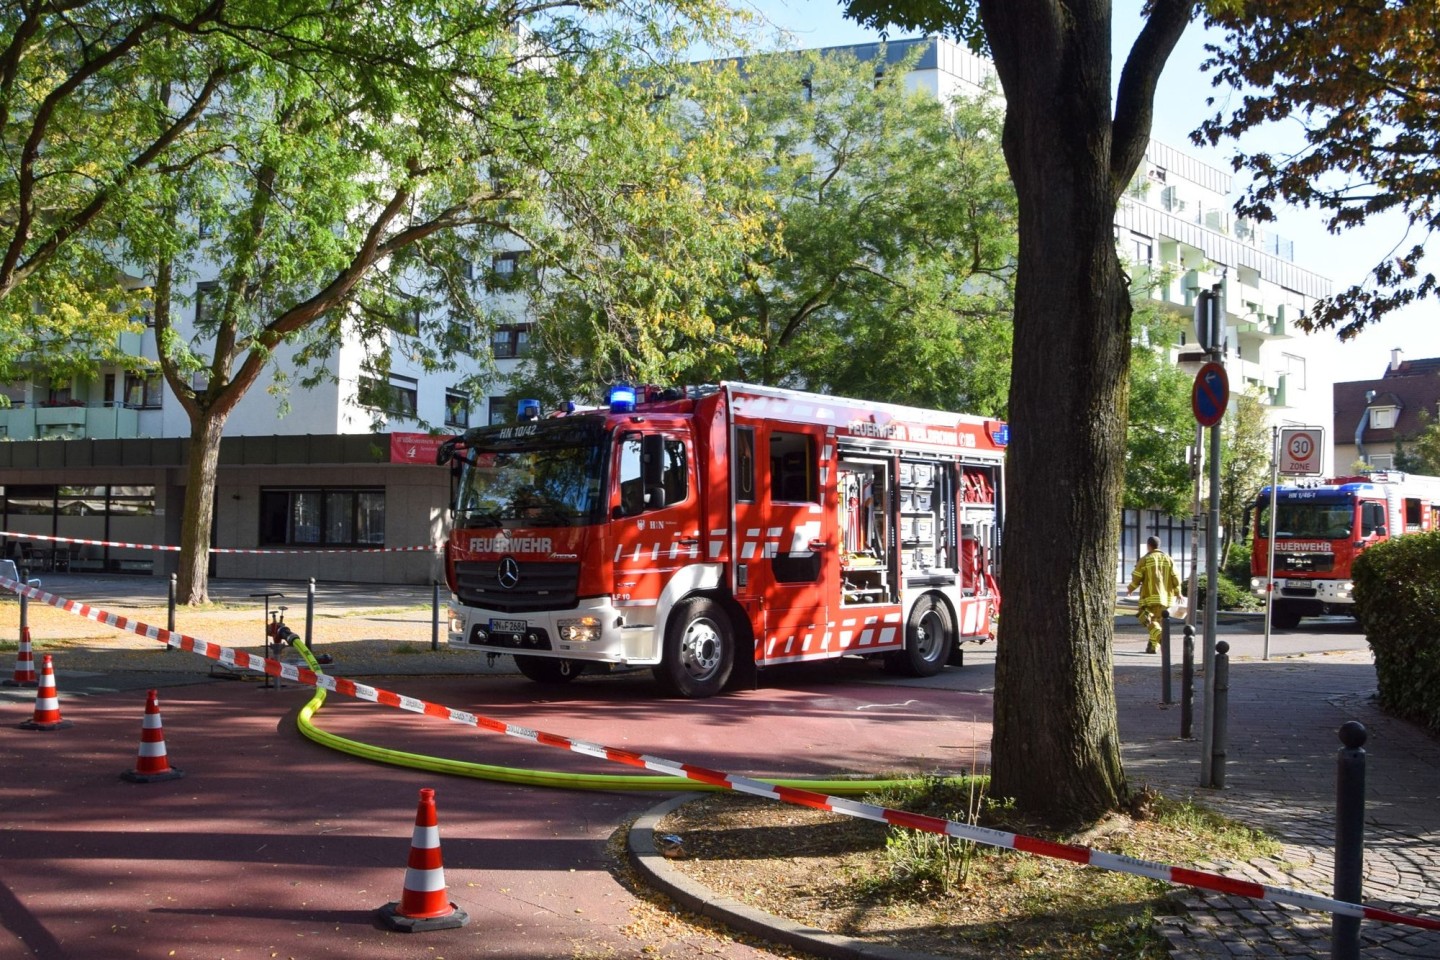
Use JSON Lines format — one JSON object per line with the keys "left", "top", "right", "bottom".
{"left": 1191, "top": 284, "right": 1228, "bottom": 789}
{"left": 1263, "top": 426, "right": 1279, "bottom": 661}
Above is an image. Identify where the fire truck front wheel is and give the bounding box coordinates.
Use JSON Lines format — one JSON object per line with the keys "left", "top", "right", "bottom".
{"left": 514, "top": 655, "right": 585, "bottom": 684}
{"left": 654, "top": 597, "right": 734, "bottom": 698}
{"left": 1270, "top": 601, "right": 1304, "bottom": 630}
{"left": 885, "top": 594, "right": 954, "bottom": 678}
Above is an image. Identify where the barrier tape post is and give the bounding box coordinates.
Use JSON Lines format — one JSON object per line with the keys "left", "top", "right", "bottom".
{"left": 166, "top": 573, "right": 176, "bottom": 654}
{"left": 1181, "top": 625, "right": 1195, "bottom": 740}
{"left": 5, "top": 590, "right": 38, "bottom": 687}
{"left": 306, "top": 578, "right": 316, "bottom": 661}
{"left": 1334, "top": 722, "right": 1368, "bottom": 960}
{"left": 1160, "top": 614, "right": 1173, "bottom": 705}
{"left": 431, "top": 581, "right": 441, "bottom": 652}
{"left": 4, "top": 574, "right": 1440, "bottom": 938}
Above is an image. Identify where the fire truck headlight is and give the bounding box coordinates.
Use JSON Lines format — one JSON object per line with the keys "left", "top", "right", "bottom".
{"left": 1250, "top": 577, "right": 1264, "bottom": 592}
{"left": 448, "top": 611, "right": 466, "bottom": 635}
{"left": 558, "top": 616, "right": 601, "bottom": 642}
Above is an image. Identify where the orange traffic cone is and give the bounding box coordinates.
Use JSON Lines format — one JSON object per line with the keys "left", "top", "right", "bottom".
{"left": 3, "top": 624, "right": 38, "bottom": 687}
{"left": 19, "top": 655, "right": 71, "bottom": 730}
{"left": 377, "top": 788, "right": 470, "bottom": 931}
{"left": 121, "top": 689, "right": 185, "bottom": 783}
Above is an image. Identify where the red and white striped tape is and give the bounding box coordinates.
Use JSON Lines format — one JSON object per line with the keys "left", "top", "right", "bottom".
{"left": 0, "top": 530, "right": 438, "bottom": 555}
{"left": 3, "top": 573, "right": 1437, "bottom": 933}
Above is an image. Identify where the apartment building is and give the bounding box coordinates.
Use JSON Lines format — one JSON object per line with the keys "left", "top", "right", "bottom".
{"left": 1, "top": 36, "right": 1334, "bottom": 585}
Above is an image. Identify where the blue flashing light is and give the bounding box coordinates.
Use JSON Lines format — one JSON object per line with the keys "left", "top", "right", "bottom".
{"left": 992, "top": 423, "right": 1009, "bottom": 446}
{"left": 609, "top": 383, "right": 637, "bottom": 413}
{"left": 517, "top": 398, "right": 541, "bottom": 421}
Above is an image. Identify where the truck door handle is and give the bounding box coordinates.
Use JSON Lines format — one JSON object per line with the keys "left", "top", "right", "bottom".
{"left": 809, "top": 539, "right": 830, "bottom": 551}
{"left": 679, "top": 537, "right": 700, "bottom": 547}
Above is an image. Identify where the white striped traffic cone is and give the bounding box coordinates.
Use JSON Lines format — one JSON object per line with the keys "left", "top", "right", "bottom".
{"left": 3, "top": 624, "right": 38, "bottom": 687}
{"left": 377, "top": 788, "right": 470, "bottom": 931}
{"left": 121, "top": 689, "right": 185, "bottom": 783}
{"left": 19, "top": 655, "right": 71, "bottom": 730}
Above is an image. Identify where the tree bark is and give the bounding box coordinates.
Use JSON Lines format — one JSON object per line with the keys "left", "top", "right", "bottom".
{"left": 176, "top": 410, "right": 227, "bottom": 605}
{"left": 980, "top": 1, "right": 1144, "bottom": 826}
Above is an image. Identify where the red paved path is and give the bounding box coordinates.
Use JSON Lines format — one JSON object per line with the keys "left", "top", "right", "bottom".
{"left": 2, "top": 669, "right": 991, "bottom": 960}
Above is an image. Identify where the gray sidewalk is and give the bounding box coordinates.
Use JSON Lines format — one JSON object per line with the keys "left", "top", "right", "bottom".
{"left": 1113, "top": 632, "right": 1440, "bottom": 957}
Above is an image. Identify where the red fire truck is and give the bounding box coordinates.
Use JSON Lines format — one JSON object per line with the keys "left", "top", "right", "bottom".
{"left": 1251, "top": 471, "right": 1440, "bottom": 628}
{"left": 437, "top": 382, "right": 1006, "bottom": 697}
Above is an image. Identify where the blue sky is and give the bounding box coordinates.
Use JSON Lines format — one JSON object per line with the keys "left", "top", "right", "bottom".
{"left": 739, "top": 1, "right": 1434, "bottom": 391}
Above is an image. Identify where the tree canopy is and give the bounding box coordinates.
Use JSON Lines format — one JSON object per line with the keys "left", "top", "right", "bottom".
{"left": 80, "top": 0, "right": 749, "bottom": 602}
{"left": 512, "top": 42, "right": 1018, "bottom": 415}
{"left": 1197, "top": 1, "right": 1439, "bottom": 338}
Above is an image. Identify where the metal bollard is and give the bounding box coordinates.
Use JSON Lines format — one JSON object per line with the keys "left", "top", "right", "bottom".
{"left": 1181, "top": 625, "right": 1195, "bottom": 739}
{"left": 1333, "top": 721, "right": 1367, "bottom": 960}
{"left": 1160, "top": 614, "right": 1173, "bottom": 705}
{"left": 432, "top": 581, "right": 441, "bottom": 652}
{"left": 165, "top": 573, "right": 177, "bottom": 652}
{"left": 1210, "top": 640, "right": 1230, "bottom": 788}
{"left": 306, "top": 578, "right": 316, "bottom": 659}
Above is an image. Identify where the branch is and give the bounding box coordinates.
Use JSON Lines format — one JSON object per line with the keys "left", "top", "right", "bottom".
{"left": 1112, "top": 0, "right": 1195, "bottom": 199}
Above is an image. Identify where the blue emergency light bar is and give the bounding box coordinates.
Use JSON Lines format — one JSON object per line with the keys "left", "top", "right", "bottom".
{"left": 517, "top": 399, "right": 541, "bottom": 421}
{"left": 608, "top": 383, "right": 637, "bottom": 413}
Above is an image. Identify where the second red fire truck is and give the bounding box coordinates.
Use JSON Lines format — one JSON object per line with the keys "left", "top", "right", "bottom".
{"left": 1251, "top": 471, "right": 1440, "bottom": 628}
{"left": 437, "top": 382, "right": 1006, "bottom": 697}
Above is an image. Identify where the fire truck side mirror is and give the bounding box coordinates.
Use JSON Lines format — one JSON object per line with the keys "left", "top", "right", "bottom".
{"left": 645, "top": 484, "right": 667, "bottom": 510}
{"left": 641, "top": 434, "right": 666, "bottom": 489}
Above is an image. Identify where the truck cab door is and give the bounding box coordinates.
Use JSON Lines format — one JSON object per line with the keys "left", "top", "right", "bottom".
{"left": 610, "top": 430, "right": 700, "bottom": 613}
{"left": 748, "top": 424, "right": 836, "bottom": 660}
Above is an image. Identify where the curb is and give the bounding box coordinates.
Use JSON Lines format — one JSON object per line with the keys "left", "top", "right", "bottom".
{"left": 628, "top": 793, "right": 944, "bottom": 960}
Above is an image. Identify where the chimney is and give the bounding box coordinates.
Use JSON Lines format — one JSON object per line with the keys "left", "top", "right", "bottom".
{"left": 1390, "top": 347, "right": 1404, "bottom": 374}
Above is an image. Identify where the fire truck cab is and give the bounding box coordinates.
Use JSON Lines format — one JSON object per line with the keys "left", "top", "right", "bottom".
{"left": 1252, "top": 471, "right": 1440, "bottom": 629}
{"left": 438, "top": 382, "right": 1006, "bottom": 697}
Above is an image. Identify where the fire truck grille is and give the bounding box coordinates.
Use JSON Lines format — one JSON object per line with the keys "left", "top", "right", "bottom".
{"left": 1276, "top": 553, "right": 1334, "bottom": 573}
{"left": 454, "top": 561, "right": 581, "bottom": 613}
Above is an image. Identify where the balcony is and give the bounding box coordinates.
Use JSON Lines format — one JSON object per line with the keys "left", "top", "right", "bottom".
{"left": 0, "top": 403, "right": 142, "bottom": 440}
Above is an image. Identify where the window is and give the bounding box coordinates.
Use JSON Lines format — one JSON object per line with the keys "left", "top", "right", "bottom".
{"left": 358, "top": 373, "right": 418, "bottom": 418}
{"left": 487, "top": 395, "right": 511, "bottom": 425}
{"left": 1131, "top": 235, "right": 1153, "bottom": 267}
{"left": 1281, "top": 353, "right": 1306, "bottom": 391}
{"left": 123, "top": 372, "right": 163, "bottom": 409}
{"left": 445, "top": 389, "right": 470, "bottom": 429}
{"left": 103, "top": 373, "right": 116, "bottom": 407}
{"left": 194, "top": 280, "right": 220, "bottom": 327}
{"left": 491, "top": 324, "right": 531, "bottom": 359}
{"left": 488, "top": 251, "right": 523, "bottom": 289}
{"left": 1369, "top": 454, "right": 1394, "bottom": 470}
{"left": 615, "top": 434, "right": 687, "bottom": 515}
{"left": 800, "top": 77, "right": 813, "bottom": 102}
{"left": 770, "top": 431, "right": 817, "bottom": 503}
{"left": 734, "top": 427, "right": 756, "bottom": 503}
{"left": 259, "top": 488, "right": 384, "bottom": 546}
{"left": 1370, "top": 406, "right": 1398, "bottom": 430}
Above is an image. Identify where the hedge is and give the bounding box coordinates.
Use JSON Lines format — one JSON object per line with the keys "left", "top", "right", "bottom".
{"left": 1352, "top": 531, "right": 1440, "bottom": 736}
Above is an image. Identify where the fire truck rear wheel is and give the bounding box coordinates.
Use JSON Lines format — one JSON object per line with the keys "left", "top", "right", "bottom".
{"left": 654, "top": 597, "right": 734, "bottom": 698}
{"left": 885, "top": 594, "right": 954, "bottom": 678}
{"left": 513, "top": 654, "right": 585, "bottom": 684}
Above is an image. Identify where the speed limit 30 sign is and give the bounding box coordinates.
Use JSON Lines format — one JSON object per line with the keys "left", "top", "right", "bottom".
{"left": 1279, "top": 427, "right": 1325, "bottom": 476}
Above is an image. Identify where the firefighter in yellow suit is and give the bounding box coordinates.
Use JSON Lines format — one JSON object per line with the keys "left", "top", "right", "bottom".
{"left": 1127, "top": 536, "right": 1182, "bottom": 654}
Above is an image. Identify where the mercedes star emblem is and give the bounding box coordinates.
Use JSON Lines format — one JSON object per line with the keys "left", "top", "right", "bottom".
{"left": 497, "top": 556, "right": 521, "bottom": 590}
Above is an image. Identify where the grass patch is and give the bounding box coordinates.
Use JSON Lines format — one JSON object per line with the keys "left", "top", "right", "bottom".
{"left": 660, "top": 778, "right": 1279, "bottom": 960}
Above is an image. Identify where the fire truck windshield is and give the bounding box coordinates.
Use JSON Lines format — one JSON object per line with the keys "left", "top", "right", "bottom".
{"left": 453, "top": 422, "right": 608, "bottom": 529}
{"left": 1256, "top": 500, "right": 1354, "bottom": 540}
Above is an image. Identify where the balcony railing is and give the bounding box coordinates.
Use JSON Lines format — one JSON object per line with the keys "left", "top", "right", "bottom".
{"left": 0, "top": 403, "right": 143, "bottom": 440}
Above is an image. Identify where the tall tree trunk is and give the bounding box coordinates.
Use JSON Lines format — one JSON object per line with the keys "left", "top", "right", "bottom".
{"left": 176, "top": 410, "right": 227, "bottom": 605}
{"left": 984, "top": 3, "right": 1133, "bottom": 826}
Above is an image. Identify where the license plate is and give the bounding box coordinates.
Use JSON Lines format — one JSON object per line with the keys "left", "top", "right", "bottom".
{"left": 491, "top": 618, "right": 528, "bottom": 635}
